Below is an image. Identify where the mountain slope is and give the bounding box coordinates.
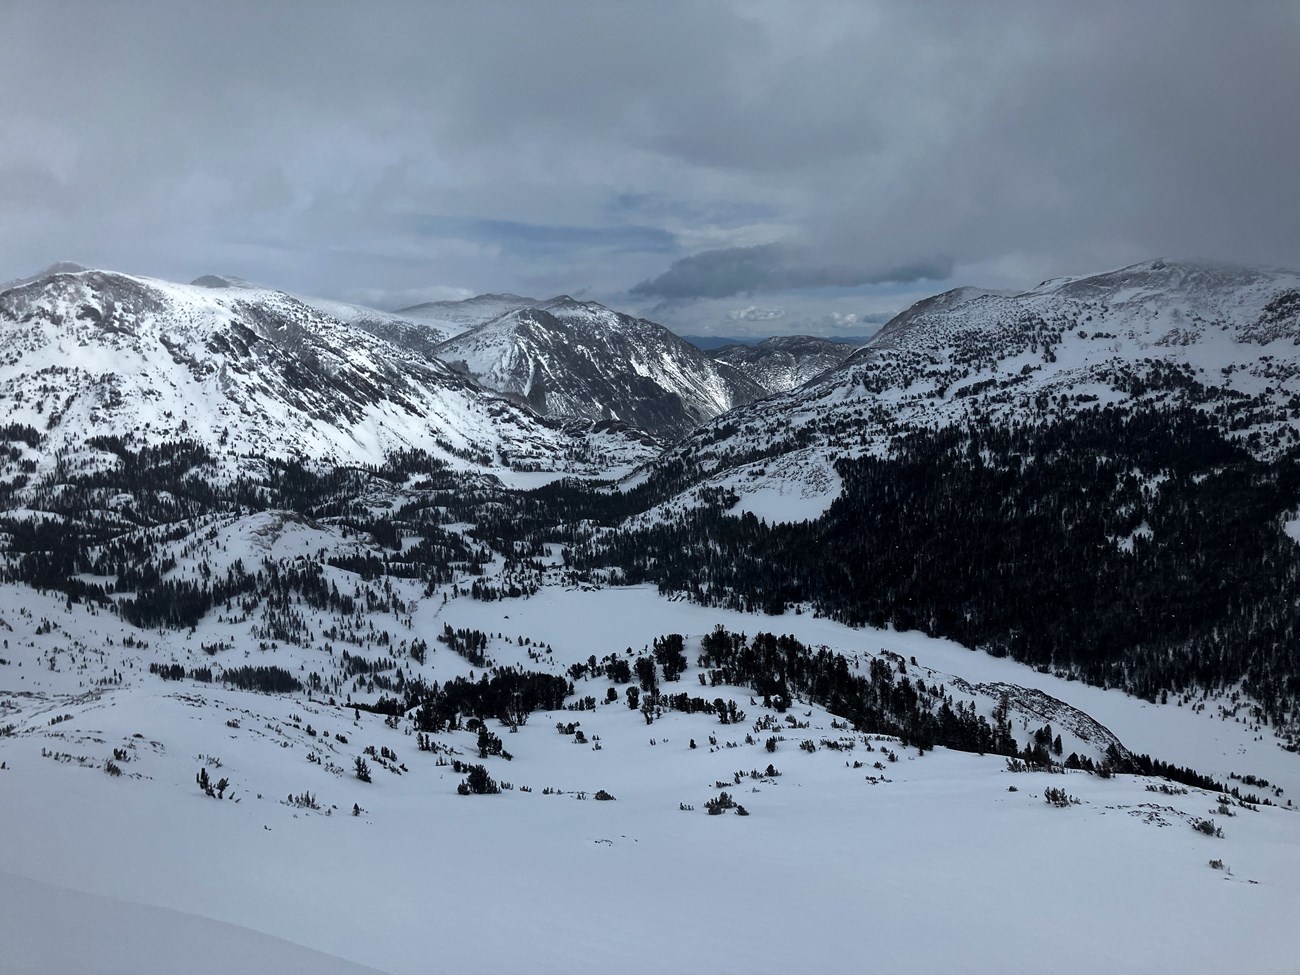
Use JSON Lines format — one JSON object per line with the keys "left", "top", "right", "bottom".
{"left": 434, "top": 296, "right": 765, "bottom": 439}
{"left": 395, "top": 293, "right": 539, "bottom": 337}
{"left": 0, "top": 267, "right": 653, "bottom": 474}
{"left": 651, "top": 258, "right": 1300, "bottom": 512}
{"left": 710, "top": 334, "right": 857, "bottom": 394}
{"left": 577, "top": 258, "right": 1300, "bottom": 736}
{"left": 291, "top": 294, "right": 451, "bottom": 355}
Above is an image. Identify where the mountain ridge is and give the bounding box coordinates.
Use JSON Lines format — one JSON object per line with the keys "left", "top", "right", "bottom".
{"left": 433, "top": 296, "right": 766, "bottom": 439}
{"left": 0, "top": 265, "right": 656, "bottom": 476}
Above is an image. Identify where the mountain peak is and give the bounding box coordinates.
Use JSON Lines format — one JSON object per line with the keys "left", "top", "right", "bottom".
{"left": 435, "top": 300, "right": 762, "bottom": 437}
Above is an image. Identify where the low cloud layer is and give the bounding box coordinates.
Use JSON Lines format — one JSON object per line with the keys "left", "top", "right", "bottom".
{"left": 0, "top": 2, "right": 1296, "bottom": 334}
{"left": 631, "top": 245, "right": 953, "bottom": 299}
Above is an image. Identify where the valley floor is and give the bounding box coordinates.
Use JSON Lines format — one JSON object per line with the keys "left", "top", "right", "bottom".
{"left": 2, "top": 582, "right": 1298, "bottom": 973}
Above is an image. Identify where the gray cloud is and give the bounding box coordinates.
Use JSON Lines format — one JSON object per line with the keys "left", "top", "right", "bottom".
{"left": 727, "top": 306, "right": 786, "bottom": 322}
{"left": 0, "top": 1, "right": 1296, "bottom": 329}
{"left": 631, "top": 245, "right": 952, "bottom": 299}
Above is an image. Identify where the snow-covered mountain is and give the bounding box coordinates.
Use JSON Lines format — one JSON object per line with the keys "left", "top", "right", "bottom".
{"left": 290, "top": 294, "right": 451, "bottom": 357}
{"left": 2, "top": 257, "right": 1299, "bottom": 973}
{"left": 433, "top": 296, "right": 765, "bottom": 439}
{"left": 652, "top": 258, "right": 1300, "bottom": 515}
{"left": 189, "top": 273, "right": 457, "bottom": 359}
{"left": 709, "top": 334, "right": 857, "bottom": 394}
{"left": 394, "top": 293, "right": 540, "bottom": 337}
{"left": 0, "top": 266, "right": 654, "bottom": 475}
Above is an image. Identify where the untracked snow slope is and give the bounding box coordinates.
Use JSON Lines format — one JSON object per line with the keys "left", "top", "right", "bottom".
{"left": 394, "top": 293, "right": 540, "bottom": 337}
{"left": 0, "top": 870, "right": 385, "bottom": 975}
{"left": 1, "top": 572, "right": 1298, "bottom": 974}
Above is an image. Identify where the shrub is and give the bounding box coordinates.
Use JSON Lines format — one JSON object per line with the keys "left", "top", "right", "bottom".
{"left": 705, "top": 791, "right": 738, "bottom": 815}
{"left": 1044, "top": 787, "right": 1079, "bottom": 807}
{"left": 1192, "top": 818, "right": 1223, "bottom": 838}
{"left": 457, "top": 764, "right": 499, "bottom": 795}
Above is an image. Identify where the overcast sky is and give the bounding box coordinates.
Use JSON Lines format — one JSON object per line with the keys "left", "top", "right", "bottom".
{"left": 2, "top": 1, "right": 1297, "bottom": 336}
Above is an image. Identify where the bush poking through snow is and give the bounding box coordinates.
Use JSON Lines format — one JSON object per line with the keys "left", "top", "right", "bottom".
{"left": 354, "top": 756, "right": 372, "bottom": 783}
{"left": 1043, "top": 787, "right": 1080, "bottom": 807}
{"left": 197, "top": 766, "right": 230, "bottom": 798}
{"left": 1193, "top": 817, "right": 1224, "bottom": 838}
{"left": 706, "top": 791, "right": 739, "bottom": 815}
{"left": 594, "top": 789, "right": 616, "bottom": 801}
{"left": 457, "top": 764, "right": 500, "bottom": 795}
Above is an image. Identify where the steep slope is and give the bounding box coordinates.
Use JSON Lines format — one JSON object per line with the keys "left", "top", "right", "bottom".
{"left": 710, "top": 334, "right": 857, "bottom": 394}
{"left": 0, "top": 267, "right": 653, "bottom": 475}
{"left": 434, "top": 296, "right": 765, "bottom": 439}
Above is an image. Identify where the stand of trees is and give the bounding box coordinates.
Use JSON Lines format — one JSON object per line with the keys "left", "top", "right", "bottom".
{"left": 576, "top": 405, "right": 1300, "bottom": 731}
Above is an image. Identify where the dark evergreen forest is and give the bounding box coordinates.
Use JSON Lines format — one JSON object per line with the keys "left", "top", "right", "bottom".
{"left": 3, "top": 400, "right": 1298, "bottom": 744}
{"left": 572, "top": 405, "right": 1300, "bottom": 733}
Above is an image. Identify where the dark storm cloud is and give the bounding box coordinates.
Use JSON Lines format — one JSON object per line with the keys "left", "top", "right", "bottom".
{"left": 0, "top": 1, "right": 1296, "bottom": 331}
{"left": 631, "top": 245, "right": 953, "bottom": 299}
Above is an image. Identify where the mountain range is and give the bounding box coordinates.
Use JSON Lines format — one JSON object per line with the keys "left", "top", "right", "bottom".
{"left": 656, "top": 259, "right": 1300, "bottom": 512}
{"left": 2, "top": 256, "right": 1299, "bottom": 973}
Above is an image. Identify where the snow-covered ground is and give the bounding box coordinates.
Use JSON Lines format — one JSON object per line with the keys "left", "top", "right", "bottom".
{"left": 2, "top": 579, "right": 1297, "bottom": 973}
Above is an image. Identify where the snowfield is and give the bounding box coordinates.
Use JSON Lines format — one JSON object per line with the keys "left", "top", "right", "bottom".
{"left": 2, "top": 580, "right": 1298, "bottom": 974}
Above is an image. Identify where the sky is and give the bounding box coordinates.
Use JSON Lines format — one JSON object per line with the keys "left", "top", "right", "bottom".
{"left": 1, "top": 1, "right": 1298, "bottom": 337}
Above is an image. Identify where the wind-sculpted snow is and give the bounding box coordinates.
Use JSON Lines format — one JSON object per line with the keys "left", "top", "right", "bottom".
{"left": 394, "top": 292, "right": 540, "bottom": 337}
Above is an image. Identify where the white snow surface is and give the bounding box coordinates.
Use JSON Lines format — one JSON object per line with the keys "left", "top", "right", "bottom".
{"left": 1284, "top": 513, "right": 1300, "bottom": 544}
{"left": 0, "top": 869, "right": 384, "bottom": 975}
{"left": 393, "top": 293, "right": 540, "bottom": 337}
{"left": 0, "top": 267, "right": 656, "bottom": 474}
{"left": 2, "top": 565, "right": 1298, "bottom": 974}
{"left": 2, "top": 259, "right": 1300, "bottom": 971}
